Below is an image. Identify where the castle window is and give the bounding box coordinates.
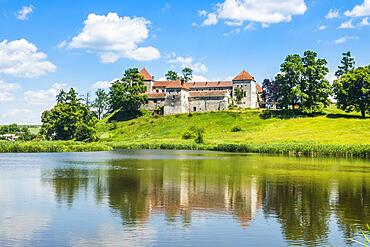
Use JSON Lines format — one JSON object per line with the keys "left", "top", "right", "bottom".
{"left": 193, "top": 107, "right": 197, "bottom": 112}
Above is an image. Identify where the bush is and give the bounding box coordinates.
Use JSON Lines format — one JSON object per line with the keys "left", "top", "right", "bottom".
{"left": 182, "top": 126, "right": 204, "bottom": 144}
{"left": 231, "top": 126, "right": 242, "bottom": 132}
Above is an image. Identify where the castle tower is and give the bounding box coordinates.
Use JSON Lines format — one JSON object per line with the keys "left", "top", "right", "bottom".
{"left": 232, "top": 70, "right": 257, "bottom": 108}
{"left": 139, "top": 68, "right": 154, "bottom": 92}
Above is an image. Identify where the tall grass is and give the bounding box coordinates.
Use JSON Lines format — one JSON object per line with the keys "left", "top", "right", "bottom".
{"left": 109, "top": 142, "right": 370, "bottom": 158}
{"left": 0, "top": 141, "right": 112, "bottom": 153}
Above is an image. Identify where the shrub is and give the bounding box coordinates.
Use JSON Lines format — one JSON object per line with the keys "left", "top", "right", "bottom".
{"left": 182, "top": 126, "right": 205, "bottom": 144}
{"left": 231, "top": 126, "right": 242, "bottom": 132}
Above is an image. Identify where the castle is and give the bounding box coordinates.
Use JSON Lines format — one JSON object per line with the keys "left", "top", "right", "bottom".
{"left": 139, "top": 68, "right": 264, "bottom": 115}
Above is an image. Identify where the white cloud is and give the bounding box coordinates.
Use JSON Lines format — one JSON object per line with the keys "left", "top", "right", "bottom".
{"left": 67, "top": 12, "right": 160, "bottom": 63}
{"left": 191, "top": 75, "right": 209, "bottom": 82}
{"left": 201, "top": 0, "right": 307, "bottom": 27}
{"left": 325, "top": 72, "right": 337, "bottom": 84}
{"left": 24, "top": 83, "right": 68, "bottom": 106}
{"left": 92, "top": 78, "right": 119, "bottom": 89}
{"left": 0, "top": 92, "right": 15, "bottom": 102}
{"left": 244, "top": 23, "right": 255, "bottom": 30}
{"left": 334, "top": 35, "right": 359, "bottom": 44}
{"left": 223, "top": 28, "right": 241, "bottom": 36}
{"left": 316, "top": 25, "right": 328, "bottom": 31}
{"left": 0, "top": 39, "right": 56, "bottom": 78}
{"left": 16, "top": 5, "right": 34, "bottom": 20}
{"left": 345, "top": 0, "right": 370, "bottom": 17}
{"left": 0, "top": 80, "right": 20, "bottom": 91}
{"left": 167, "top": 53, "right": 208, "bottom": 73}
{"left": 339, "top": 19, "right": 355, "bottom": 29}
{"left": 0, "top": 80, "right": 20, "bottom": 102}
{"left": 326, "top": 8, "right": 340, "bottom": 19}
{"left": 202, "top": 13, "right": 219, "bottom": 26}
{"left": 359, "top": 17, "right": 370, "bottom": 26}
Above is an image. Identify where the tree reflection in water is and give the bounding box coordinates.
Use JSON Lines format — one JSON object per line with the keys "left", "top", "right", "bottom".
{"left": 42, "top": 152, "right": 370, "bottom": 245}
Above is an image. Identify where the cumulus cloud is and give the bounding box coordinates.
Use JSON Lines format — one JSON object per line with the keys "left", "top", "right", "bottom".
{"left": 0, "top": 39, "right": 56, "bottom": 78}
{"left": 201, "top": 0, "right": 307, "bottom": 27}
{"left": 359, "top": 17, "right": 370, "bottom": 26}
{"left": 24, "top": 83, "right": 68, "bottom": 106}
{"left": 66, "top": 12, "right": 160, "bottom": 63}
{"left": 0, "top": 80, "right": 20, "bottom": 102}
{"left": 316, "top": 25, "right": 328, "bottom": 31}
{"left": 326, "top": 8, "right": 340, "bottom": 19}
{"left": 92, "top": 78, "right": 119, "bottom": 89}
{"left": 167, "top": 53, "right": 208, "bottom": 73}
{"left": 339, "top": 19, "right": 355, "bottom": 29}
{"left": 16, "top": 5, "right": 34, "bottom": 20}
{"left": 334, "top": 35, "right": 359, "bottom": 44}
{"left": 345, "top": 0, "right": 370, "bottom": 17}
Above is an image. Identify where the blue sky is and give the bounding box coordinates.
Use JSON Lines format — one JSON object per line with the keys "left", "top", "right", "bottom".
{"left": 0, "top": 0, "right": 369, "bottom": 124}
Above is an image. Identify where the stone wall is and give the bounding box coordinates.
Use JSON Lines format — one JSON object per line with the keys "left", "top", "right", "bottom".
{"left": 163, "top": 90, "right": 189, "bottom": 115}
{"left": 233, "top": 80, "right": 258, "bottom": 108}
{"left": 189, "top": 97, "right": 229, "bottom": 112}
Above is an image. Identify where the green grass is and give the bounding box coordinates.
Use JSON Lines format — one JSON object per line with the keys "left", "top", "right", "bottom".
{"left": 96, "top": 107, "right": 370, "bottom": 157}
{"left": 0, "top": 141, "right": 112, "bottom": 153}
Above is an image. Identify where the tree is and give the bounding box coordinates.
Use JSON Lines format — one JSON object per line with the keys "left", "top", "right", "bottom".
{"left": 262, "top": 79, "right": 280, "bottom": 103}
{"left": 335, "top": 51, "right": 355, "bottom": 77}
{"left": 234, "top": 87, "right": 244, "bottom": 103}
{"left": 333, "top": 66, "right": 370, "bottom": 118}
{"left": 300, "top": 51, "right": 331, "bottom": 113}
{"left": 274, "top": 51, "right": 331, "bottom": 112}
{"left": 181, "top": 67, "right": 193, "bottom": 82}
{"left": 40, "top": 88, "right": 97, "bottom": 141}
{"left": 165, "top": 70, "right": 180, "bottom": 81}
{"left": 92, "top": 89, "right": 109, "bottom": 120}
{"left": 109, "top": 68, "right": 147, "bottom": 115}
{"left": 275, "top": 54, "right": 302, "bottom": 109}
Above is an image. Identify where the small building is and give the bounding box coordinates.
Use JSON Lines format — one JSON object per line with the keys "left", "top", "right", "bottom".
{"left": 139, "top": 68, "right": 264, "bottom": 115}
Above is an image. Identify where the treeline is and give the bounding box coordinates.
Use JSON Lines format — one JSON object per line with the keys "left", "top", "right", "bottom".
{"left": 40, "top": 68, "right": 147, "bottom": 142}
{"left": 0, "top": 124, "right": 36, "bottom": 141}
{"left": 262, "top": 51, "right": 369, "bottom": 118}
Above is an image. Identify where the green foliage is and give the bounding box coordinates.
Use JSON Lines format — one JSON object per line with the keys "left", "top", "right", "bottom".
{"left": 40, "top": 88, "right": 97, "bottom": 141}
{"left": 181, "top": 67, "right": 193, "bottom": 82}
{"left": 234, "top": 87, "right": 244, "bottom": 103}
{"left": 333, "top": 66, "right": 370, "bottom": 118}
{"left": 231, "top": 126, "right": 242, "bottom": 132}
{"left": 0, "top": 124, "right": 36, "bottom": 141}
{"left": 0, "top": 141, "right": 112, "bottom": 153}
{"left": 300, "top": 51, "right": 331, "bottom": 113}
{"left": 274, "top": 51, "right": 331, "bottom": 113}
{"left": 109, "top": 68, "right": 147, "bottom": 116}
{"left": 336, "top": 51, "right": 355, "bottom": 77}
{"left": 92, "top": 89, "right": 109, "bottom": 120}
{"left": 165, "top": 70, "right": 180, "bottom": 81}
{"left": 182, "top": 126, "right": 204, "bottom": 144}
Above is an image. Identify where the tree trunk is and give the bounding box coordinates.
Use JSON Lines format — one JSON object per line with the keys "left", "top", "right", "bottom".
{"left": 361, "top": 109, "right": 366, "bottom": 118}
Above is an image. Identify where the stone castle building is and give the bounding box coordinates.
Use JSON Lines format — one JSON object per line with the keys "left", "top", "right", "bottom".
{"left": 139, "top": 68, "right": 264, "bottom": 115}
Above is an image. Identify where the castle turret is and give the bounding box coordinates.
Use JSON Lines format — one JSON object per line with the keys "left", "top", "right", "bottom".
{"left": 232, "top": 70, "right": 257, "bottom": 108}
{"left": 139, "top": 68, "right": 154, "bottom": 92}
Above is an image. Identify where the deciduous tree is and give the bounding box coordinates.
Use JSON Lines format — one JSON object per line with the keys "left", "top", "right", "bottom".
{"left": 109, "top": 68, "right": 147, "bottom": 116}
{"left": 335, "top": 51, "right": 355, "bottom": 77}
{"left": 333, "top": 66, "right": 370, "bottom": 118}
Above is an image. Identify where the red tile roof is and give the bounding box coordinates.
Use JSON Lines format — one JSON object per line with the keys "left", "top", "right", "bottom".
{"left": 153, "top": 80, "right": 189, "bottom": 89}
{"left": 186, "top": 81, "right": 232, "bottom": 89}
{"left": 189, "top": 90, "right": 228, "bottom": 98}
{"left": 256, "top": 83, "right": 264, "bottom": 93}
{"left": 233, "top": 70, "right": 254, "bottom": 81}
{"left": 139, "top": 68, "right": 153, "bottom": 81}
{"left": 147, "top": 93, "right": 166, "bottom": 99}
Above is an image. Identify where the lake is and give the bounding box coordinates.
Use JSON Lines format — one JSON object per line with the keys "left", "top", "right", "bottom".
{"left": 0, "top": 150, "right": 369, "bottom": 247}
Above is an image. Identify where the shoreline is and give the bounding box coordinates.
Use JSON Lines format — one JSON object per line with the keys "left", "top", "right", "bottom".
{"left": 1, "top": 141, "right": 368, "bottom": 158}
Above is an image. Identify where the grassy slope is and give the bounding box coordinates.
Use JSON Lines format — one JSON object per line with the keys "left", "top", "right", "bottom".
{"left": 97, "top": 107, "right": 370, "bottom": 146}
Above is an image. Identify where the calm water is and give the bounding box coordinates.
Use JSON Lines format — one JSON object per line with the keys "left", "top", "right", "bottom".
{"left": 0, "top": 150, "right": 369, "bottom": 247}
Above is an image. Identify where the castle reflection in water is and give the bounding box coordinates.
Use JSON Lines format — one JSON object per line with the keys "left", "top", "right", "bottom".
{"left": 43, "top": 153, "right": 370, "bottom": 245}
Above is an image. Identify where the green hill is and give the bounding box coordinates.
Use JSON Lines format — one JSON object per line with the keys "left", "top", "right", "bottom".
{"left": 96, "top": 107, "right": 370, "bottom": 149}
